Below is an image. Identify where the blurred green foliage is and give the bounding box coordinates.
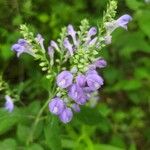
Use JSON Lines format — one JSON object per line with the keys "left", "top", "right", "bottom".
{"left": 0, "top": 0, "right": 150, "bottom": 150}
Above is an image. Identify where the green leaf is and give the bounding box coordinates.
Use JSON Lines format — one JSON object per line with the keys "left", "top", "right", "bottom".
{"left": 38, "top": 14, "right": 49, "bottom": 23}
{"left": 26, "top": 144, "right": 44, "bottom": 150}
{"left": 125, "top": 0, "right": 143, "bottom": 10}
{"left": 110, "top": 135, "right": 126, "bottom": 149}
{"left": 94, "top": 144, "right": 125, "bottom": 150}
{"left": 44, "top": 115, "right": 62, "bottom": 150}
{"left": 17, "top": 124, "right": 31, "bottom": 143}
{"left": 27, "top": 101, "right": 41, "bottom": 115}
{"left": 62, "top": 139, "right": 76, "bottom": 149}
{"left": 129, "top": 143, "right": 137, "bottom": 150}
{"left": 0, "top": 109, "right": 19, "bottom": 135}
{"left": 76, "top": 107, "right": 109, "bottom": 126}
{"left": 0, "top": 139, "right": 17, "bottom": 150}
{"left": 113, "top": 79, "right": 142, "bottom": 91}
{"left": 137, "top": 10, "right": 150, "bottom": 37}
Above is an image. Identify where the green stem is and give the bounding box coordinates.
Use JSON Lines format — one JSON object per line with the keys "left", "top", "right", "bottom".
{"left": 26, "top": 87, "right": 56, "bottom": 145}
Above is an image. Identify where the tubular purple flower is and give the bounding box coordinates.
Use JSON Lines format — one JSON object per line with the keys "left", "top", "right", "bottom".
{"left": 48, "top": 46, "right": 54, "bottom": 59}
{"left": 86, "top": 27, "right": 97, "bottom": 43}
{"left": 51, "top": 40, "right": 59, "bottom": 51}
{"left": 4, "top": 95, "right": 14, "bottom": 112}
{"left": 88, "top": 37, "right": 97, "bottom": 46}
{"left": 88, "top": 27, "right": 97, "bottom": 37}
{"left": 76, "top": 74, "right": 86, "bottom": 87}
{"left": 48, "top": 46, "right": 54, "bottom": 65}
{"left": 67, "top": 24, "right": 78, "bottom": 46}
{"left": 59, "top": 107, "right": 73, "bottom": 124}
{"left": 35, "top": 34, "right": 45, "bottom": 51}
{"left": 71, "top": 104, "right": 80, "bottom": 112}
{"left": 68, "top": 84, "right": 87, "bottom": 105}
{"left": 116, "top": 14, "right": 132, "bottom": 30}
{"left": 94, "top": 59, "right": 107, "bottom": 68}
{"left": 63, "top": 38, "right": 74, "bottom": 56}
{"left": 18, "top": 39, "right": 27, "bottom": 45}
{"left": 86, "top": 73, "right": 104, "bottom": 91}
{"left": 105, "top": 14, "right": 132, "bottom": 34}
{"left": 49, "top": 97, "right": 65, "bottom": 115}
{"left": 57, "top": 71, "right": 73, "bottom": 88}
{"left": 11, "top": 39, "right": 34, "bottom": 57}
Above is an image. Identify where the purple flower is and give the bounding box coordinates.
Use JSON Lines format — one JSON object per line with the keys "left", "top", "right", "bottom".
{"left": 49, "top": 97, "right": 65, "bottom": 115}
{"left": 48, "top": 46, "right": 54, "bottom": 65}
{"left": 86, "top": 73, "right": 104, "bottom": 91}
{"left": 87, "top": 27, "right": 97, "bottom": 37}
{"left": 35, "top": 34, "right": 45, "bottom": 51}
{"left": 63, "top": 38, "right": 74, "bottom": 56}
{"left": 11, "top": 39, "right": 34, "bottom": 57}
{"left": 4, "top": 95, "right": 14, "bottom": 112}
{"left": 94, "top": 59, "right": 107, "bottom": 69}
{"left": 88, "top": 37, "right": 97, "bottom": 46}
{"left": 51, "top": 40, "right": 59, "bottom": 51}
{"left": 18, "top": 39, "right": 27, "bottom": 45}
{"left": 86, "top": 69, "right": 98, "bottom": 75}
{"left": 67, "top": 25, "right": 78, "bottom": 46}
{"left": 86, "top": 27, "right": 97, "bottom": 44}
{"left": 76, "top": 74, "right": 86, "bottom": 87}
{"left": 12, "top": 44, "right": 25, "bottom": 53}
{"left": 57, "top": 71, "right": 73, "bottom": 88}
{"left": 48, "top": 46, "right": 54, "bottom": 58}
{"left": 59, "top": 107, "right": 73, "bottom": 124}
{"left": 116, "top": 14, "right": 132, "bottom": 30}
{"left": 105, "top": 14, "right": 132, "bottom": 34}
{"left": 71, "top": 104, "right": 80, "bottom": 112}
{"left": 68, "top": 84, "right": 87, "bottom": 105}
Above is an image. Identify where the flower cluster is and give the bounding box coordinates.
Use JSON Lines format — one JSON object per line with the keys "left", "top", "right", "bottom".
{"left": 10, "top": 0, "right": 132, "bottom": 123}
{"left": 48, "top": 14, "right": 132, "bottom": 123}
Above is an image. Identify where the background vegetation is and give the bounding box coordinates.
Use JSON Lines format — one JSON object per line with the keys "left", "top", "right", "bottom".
{"left": 0, "top": 0, "right": 149, "bottom": 150}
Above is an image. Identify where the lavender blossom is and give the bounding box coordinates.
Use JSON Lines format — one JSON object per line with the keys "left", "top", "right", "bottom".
{"left": 86, "top": 27, "right": 97, "bottom": 44}
{"left": 94, "top": 59, "right": 107, "bottom": 69}
{"left": 51, "top": 40, "right": 59, "bottom": 51}
{"left": 49, "top": 97, "right": 65, "bottom": 115}
{"left": 59, "top": 107, "right": 73, "bottom": 124}
{"left": 48, "top": 46, "right": 54, "bottom": 59}
{"left": 71, "top": 103, "right": 80, "bottom": 112}
{"left": 105, "top": 14, "right": 132, "bottom": 34}
{"left": 68, "top": 84, "right": 87, "bottom": 105}
{"left": 116, "top": 14, "right": 132, "bottom": 30}
{"left": 63, "top": 38, "right": 74, "bottom": 56}
{"left": 88, "top": 37, "right": 98, "bottom": 46}
{"left": 48, "top": 46, "right": 54, "bottom": 65}
{"left": 67, "top": 25, "right": 78, "bottom": 46}
{"left": 57, "top": 71, "right": 73, "bottom": 88}
{"left": 86, "top": 69, "right": 98, "bottom": 75}
{"left": 86, "top": 72, "right": 104, "bottom": 91}
{"left": 35, "top": 34, "right": 45, "bottom": 51}
{"left": 11, "top": 39, "right": 34, "bottom": 57}
{"left": 76, "top": 74, "right": 86, "bottom": 87}
{"left": 87, "top": 27, "right": 97, "bottom": 37}
{"left": 4, "top": 95, "right": 14, "bottom": 112}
